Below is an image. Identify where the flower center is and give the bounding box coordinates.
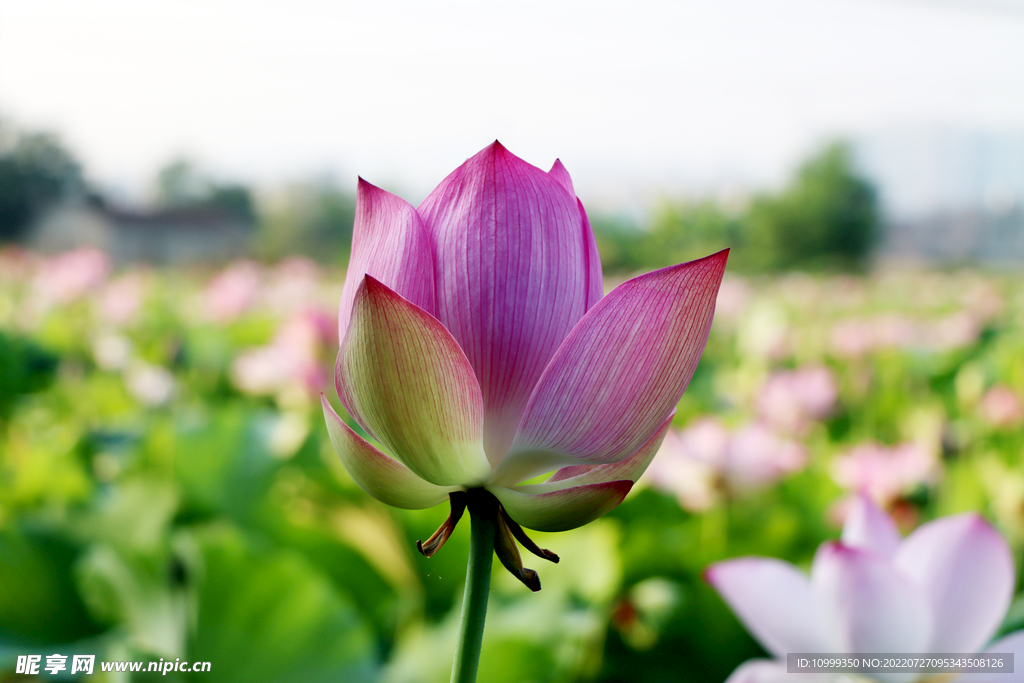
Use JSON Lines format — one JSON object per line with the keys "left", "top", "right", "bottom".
{"left": 417, "top": 488, "right": 559, "bottom": 591}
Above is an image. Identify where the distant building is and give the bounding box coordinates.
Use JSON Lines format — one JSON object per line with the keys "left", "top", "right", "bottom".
{"left": 882, "top": 209, "right": 1024, "bottom": 265}
{"left": 28, "top": 199, "right": 253, "bottom": 265}
{"left": 856, "top": 127, "right": 1024, "bottom": 264}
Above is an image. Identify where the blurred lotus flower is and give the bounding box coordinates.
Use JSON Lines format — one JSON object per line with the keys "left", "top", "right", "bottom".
{"left": 232, "top": 309, "right": 334, "bottom": 403}
{"left": 323, "top": 142, "right": 727, "bottom": 589}
{"left": 644, "top": 418, "right": 806, "bottom": 512}
{"left": 980, "top": 385, "right": 1024, "bottom": 429}
{"left": 728, "top": 424, "right": 808, "bottom": 491}
{"left": 707, "top": 495, "right": 1022, "bottom": 683}
{"left": 713, "top": 276, "right": 751, "bottom": 326}
{"left": 0, "top": 245, "right": 32, "bottom": 283}
{"left": 756, "top": 365, "right": 838, "bottom": 436}
{"left": 125, "top": 360, "right": 176, "bottom": 407}
{"left": 262, "top": 257, "right": 323, "bottom": 314}
{"left": 92, "top": 332, "right": 133, "bottom": 371}
{"left": 832, "top": 441, "right": 940, "bottom": 509}
{"left": 100, "top": 272, "right": 146, "bottom": 326}
{"left": 33, "top": 247, "right": 110, "bottom": 304}
{"left": 203, "top": 259, "right": 261, "bottom": 323}
{"left": 830, "top": 311, "right": 982, "bottom": 359}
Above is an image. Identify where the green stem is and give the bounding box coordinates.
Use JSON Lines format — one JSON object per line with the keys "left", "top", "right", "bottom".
{"left": 450, "top": 503, "right": 495, "bottom": 683}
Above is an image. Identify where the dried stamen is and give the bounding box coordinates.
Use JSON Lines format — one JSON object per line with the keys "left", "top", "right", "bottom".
{"left": 493, "top": 509, "right": 541, "bottom": 592}
{"left": 416, "top": 492, "right": 467, "bottom": 557}
{"left": 499, "top": 505, "right": 559, "bottom": 564}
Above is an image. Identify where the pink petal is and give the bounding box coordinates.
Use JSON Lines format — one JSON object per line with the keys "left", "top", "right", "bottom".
{"left": 951, "top": 631, "right": 1024, "bottom": 683}
{"left": 725, "top": 660, "right": 837, "bottom": 683}
{"left": 547, "top": 158, "right": 576, "bottom": 196}
{"left": 486, "top": 480, "right": 632, "bottom": 532}
{"left": 895, "top": 513, "right": 1014, "bottom": 653}
{"left": 518, "top": 413, "right": 673, "bottom": 493}
{"left": 841, "top": 494, "right": 902, "bottom": 559}
{"left": 417, "top": 142, "right": 595, "bottom": 464}
{"left": 549, "top": 159, "right": 604, "bottom": 310}
{"left": 321, "top": 396, "right": 456, "bottom": 509}
{"left": 338, "top": 179, "right": 435, "bottom": 343}
{"left": 335, "top": 276, "right": 491, "bottom": 487}
{"left": 498, "top": 250, "right": 728, "bottom": 485}
{"left": 706, "top": 557, "right": 839, "bottom": 659}
{"left": 578, "top": 199, "right": 604, "bottom": 310}
{"left": 811, "top": 542, "right": 931, "bottom": 654}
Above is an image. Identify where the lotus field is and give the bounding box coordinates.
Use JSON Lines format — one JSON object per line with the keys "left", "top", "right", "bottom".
{"left": 1, "top": 245, "right": 1023, "bottom": 682}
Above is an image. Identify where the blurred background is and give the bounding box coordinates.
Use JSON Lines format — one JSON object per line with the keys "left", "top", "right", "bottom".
{"left": 2, "top": 0, "right": 1024, "bottom": 681}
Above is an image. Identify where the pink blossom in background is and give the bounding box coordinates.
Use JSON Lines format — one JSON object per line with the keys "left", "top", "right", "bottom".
{"left": 980, "top": 386, "right": 1024, "bottom": 429}
{"left": 960, "top": 279, "right": 1004, "bottom": 320}
{"left": 124, "top": 361, "right": 176, "bottom": 407}
{"left": 262, "top": 257, "right": 323, "bottom": 314}
{"left": 828, "top": 318, "right": 877, "bottom": 358}
{"left": 0, "top": 246, "right": 33, "bottom": 283}
{"left": 927, "top": 311, "right": 982, "bottom": 352}
{"left": 231, "top": 309, "right": 335, "bottom": 400}
{"left": 203, "top": 259, "right": 261, "bottom": 323}
{"left": 643, "top": 418, "right": 730, "bottom": 512}
{"left": 727, "top": 424, "right": 807, "bottom": 492}
{"left": 832, "top": 441, "right": 940, "bottom": 509}
{"left": 707, "top": 495, "right": 1021, "bottom": 683}
{"left": 829, "top": 312, "right": 982, "bottom": 359}
{"left": 756, "top": 365, "right": 838, "bottom": 437}
{"left": 91, "top": 333, "right": 132, "bottom": 371}
{"left": 32, "top": 247, "right": 110, "bottom": 304}
{"left": 714, "top": 276, "right": 751, "bottom": 324}
{"left": 643, "top": 418, "right": 806, "bottom": 511}
{"left": 99, "top": 272, "right": 147, "bottom": 326}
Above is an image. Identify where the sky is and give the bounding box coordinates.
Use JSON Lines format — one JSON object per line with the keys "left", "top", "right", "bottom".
{"left": 1, "top": 0, "right": 1023, "bottom": 210}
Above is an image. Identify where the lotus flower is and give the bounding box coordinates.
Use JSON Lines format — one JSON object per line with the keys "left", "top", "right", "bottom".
{"left": 832, "top": 441, "right": 940, "bottom": 510}
{"left": 706, "top": 495, "right": 1023, "bottom": 683}
{"left": 756, "top": 365, "right": 838, "bottom": 437}
{"left": 643, "top": 418, "right": 806, "bottom": 512}
{"left": 322, "top": 142, "right": 727, "bottom": 588}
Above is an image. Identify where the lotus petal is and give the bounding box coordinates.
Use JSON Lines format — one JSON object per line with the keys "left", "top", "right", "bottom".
{"left": 841, "top": 494, "right": 901, "bottom": 558}
{"left": 517, "top": 413, "right": 673, "bottom": 493}
{"left": 724, "top": 660, "right": 836, "bottom": 683}
{"left": 335, "top": 276, "right": 491, "bottom": 487}
{"left": 549, "top": 159, "right": 603, "bottom": 310}
{"left": 321, "top": 397, "right": 456, "bottom": 509}
{"left": 895, "top": 513, "right": 1014, "bottom": 653}
{"left": 706, "top": 557, "right": 838, "bottom": 659}
{"left": 497, "top": 250, "right": 728, "bottom": 485}
{"left": 487, "top": 480, "right": 632, "bottom": 532}
{"left": 418, "top": 142, "right": 594, "bottom": 465}
{"left": 951, "top": 630, "right": 1024, "bottom": 683}
{"left": 338, "top": 179, "right": 435, "bottom": 342}
{"left": 812, "top": 542, "right": 931, "bottom": 659}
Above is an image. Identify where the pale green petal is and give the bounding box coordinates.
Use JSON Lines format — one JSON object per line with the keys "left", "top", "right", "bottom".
{"left": 336, "top": 276, "right": 492, "bottom": 487}
{"left": 322, "top": 396, "right": 457, "bottom": 509}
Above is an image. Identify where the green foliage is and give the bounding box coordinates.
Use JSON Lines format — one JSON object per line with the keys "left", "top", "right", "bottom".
{"left": 186, "top": 526, "right": 378, "bottom": 683}
{"left": 593, "top": 200, "right": 742, "bottom": 274}
{"left": 593, "top": 141, "right": 879, "bottom": 274}
{"left": 0, "top": 331, "right": 58, "bottom": 423}
{"left": 0, "top": 123, "right": 83, "bottom": 242}
{"left": 254, "top": 181, "right": 356, "bottom": 263}
{"left": 746, "top": 142, "right": 878, "bottom": 271}
{"left": 0, "top": 258, "right": 1021, "bottom": 682}
{"left": 154, "top": 158, "right": 256, "bottom": 223}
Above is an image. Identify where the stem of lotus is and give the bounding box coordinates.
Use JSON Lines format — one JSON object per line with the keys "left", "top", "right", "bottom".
{"left": 450, "top": 491, "right": 496, "bottom": 683}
